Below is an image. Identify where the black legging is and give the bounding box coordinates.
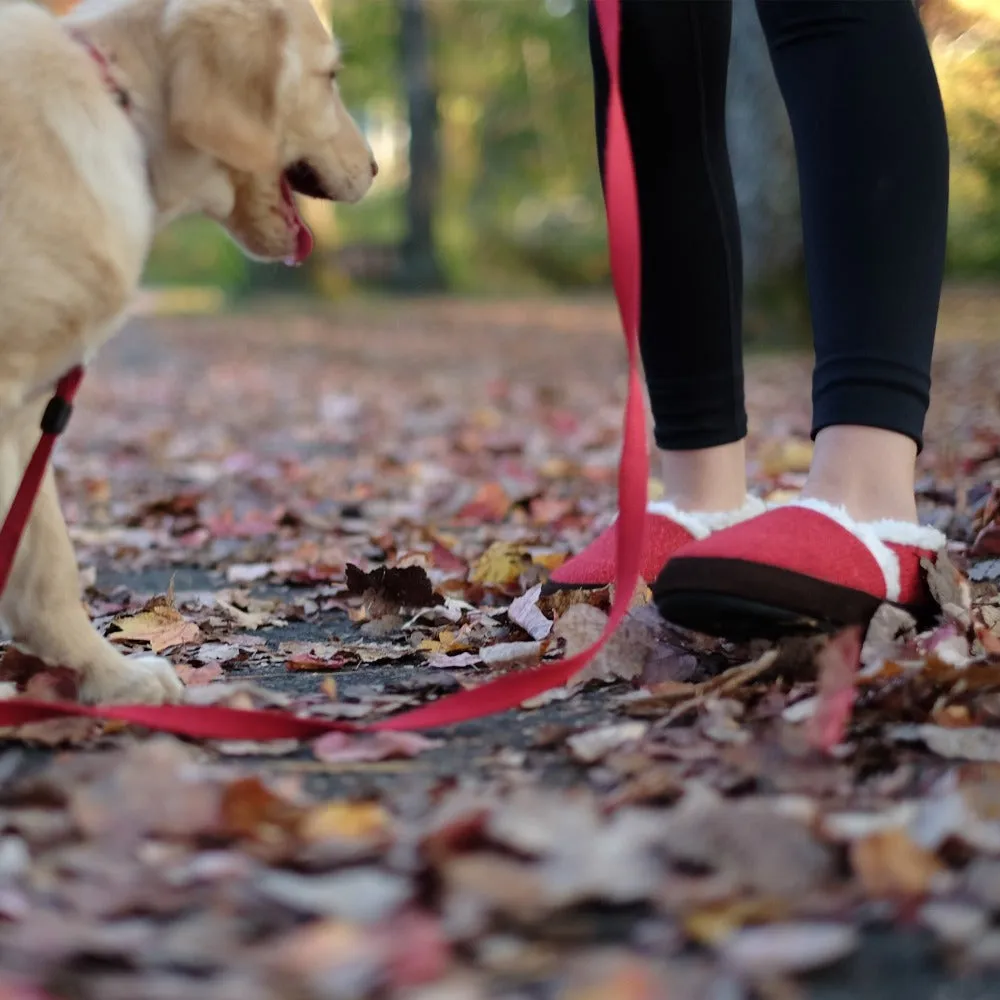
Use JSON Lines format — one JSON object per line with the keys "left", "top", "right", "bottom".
{"left": 589, "top": 0, "right": 949, "bottom": 452}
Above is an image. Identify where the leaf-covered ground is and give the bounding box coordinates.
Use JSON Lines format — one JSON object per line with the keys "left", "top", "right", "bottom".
{"left": 3, "top": 289, "right": 1000, "bottom": 999}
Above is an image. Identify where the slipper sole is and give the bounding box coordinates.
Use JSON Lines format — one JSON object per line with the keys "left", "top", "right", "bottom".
{"left": 652, "top": 556, "right": 932, "bottom": 641}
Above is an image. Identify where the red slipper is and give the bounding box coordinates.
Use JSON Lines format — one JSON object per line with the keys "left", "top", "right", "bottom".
{"left": 543, "top": 495, "right": 766, "bottom": 594}
{"left": 652, "top": 498, "right": 946, "bottom": 639}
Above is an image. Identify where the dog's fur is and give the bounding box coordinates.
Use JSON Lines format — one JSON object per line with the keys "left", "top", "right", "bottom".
{"left": 0, "top": 0, "right": 376, "bottom": 703}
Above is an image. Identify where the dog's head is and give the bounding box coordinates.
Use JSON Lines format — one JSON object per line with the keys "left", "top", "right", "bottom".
{"left": 162, "top": 0, "right": 376, "bottom": 264}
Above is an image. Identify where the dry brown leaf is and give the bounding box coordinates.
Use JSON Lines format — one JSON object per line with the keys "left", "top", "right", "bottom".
{"left": 220, "top": 775, "right": 304, "bottom": 842}
{"left": 923, "top": 548, "right": 971, "bottom": 624}
{"left": 175, "top": 662, "right": 224, "bottom": 686}
{"left": 110, "top": 597, "right": 203, "bottom": 652}
{"left": 850, "top": 827, "right": 945, "bottom": 898}
{"left": 479, "top": 641, "right": 544, "bottom": 668}
{"left": 418, "top": 630, "right": 475, "bottom": 654}
{"left": 538, "top": 583, "right": 611, "bottom": 619}
{"left": 552, "top": 603, "right": 659, "bottom": 687}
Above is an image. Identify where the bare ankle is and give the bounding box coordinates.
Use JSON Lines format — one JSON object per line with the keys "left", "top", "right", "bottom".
{"left": 802, "top": 425, "right": 918, "bottom": 523}
{"left": 658, "top": 440, "right": 748, "bottom": 513}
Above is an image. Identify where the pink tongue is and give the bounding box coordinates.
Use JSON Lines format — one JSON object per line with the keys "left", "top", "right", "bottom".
{"left": 279, "top": 176, "right": 314, "bottom": 265}
{"left": 295, "top": 220, "right": 314, "bottom": 262}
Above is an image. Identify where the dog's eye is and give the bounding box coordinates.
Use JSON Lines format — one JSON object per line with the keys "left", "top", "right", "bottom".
{"left": 328, "top": 69, "right": 338, "bottom": 82}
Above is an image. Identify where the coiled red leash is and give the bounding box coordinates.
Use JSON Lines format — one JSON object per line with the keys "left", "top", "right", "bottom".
{"left": 0, "top": 0, "right": 647, "bottom": 737}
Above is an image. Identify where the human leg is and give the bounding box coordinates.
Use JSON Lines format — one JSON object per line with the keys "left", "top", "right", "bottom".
{"left": 548, "top": 0, "right": 762, "bottom": 592}
{"left": 654, "top": 0, "right": 950, "bottom": 635}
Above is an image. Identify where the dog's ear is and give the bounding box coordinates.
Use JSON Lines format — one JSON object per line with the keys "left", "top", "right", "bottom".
{"left": 163, "top": 0, "right": 288, "bottom": 174}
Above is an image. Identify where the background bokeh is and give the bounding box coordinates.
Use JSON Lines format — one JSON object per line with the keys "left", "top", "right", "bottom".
{"left": 51, "top": 0, "right": 1000, "bottom": 341}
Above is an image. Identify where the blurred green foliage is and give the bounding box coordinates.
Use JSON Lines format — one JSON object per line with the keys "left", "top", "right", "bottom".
{"left": 143, "top": 0, "right": 1000, "bottom": 303}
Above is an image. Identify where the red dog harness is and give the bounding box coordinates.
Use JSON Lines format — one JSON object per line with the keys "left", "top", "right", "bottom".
{"left": 0, "top": 0, "right": 647, "bottom": 737}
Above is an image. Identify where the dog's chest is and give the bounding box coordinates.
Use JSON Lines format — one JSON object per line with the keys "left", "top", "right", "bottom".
{"left": 51, "top": 101, "right": 154, "bottom": 275}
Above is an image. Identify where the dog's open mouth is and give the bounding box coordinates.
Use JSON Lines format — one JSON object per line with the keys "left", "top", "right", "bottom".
{"left": 279, "top": 160, "right": 333, "bottom": 267}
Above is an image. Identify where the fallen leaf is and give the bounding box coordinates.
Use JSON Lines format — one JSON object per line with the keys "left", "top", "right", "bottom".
{"left": 285, "top": 651, "right": 358, "bottom": 672}
{"left": 507, "top": 585, "right": 553, "bottom": 640}
{"left": 919, "top": 901, "right": 989, "bottom": 946}
{"left": 214, "top": 594, "right": 285, "bottom": 630}
{"left": 660, "top": 794, "right": 833, "bottom": 897}
{"left": 759, "top": 437, "right": 814, "bottom": 476}
{"left": 219, "top": 776, "right": 303, "bottom": 842}
{"left": 479, "top": 641, "right": 544, "bottom": 668}
{"left": 455, "top": 482, "right": 511, "bottom": 523}
{"left": 908, "top": 725, "right": 1000, "bottom": 762}
{"left": 683, "top": 898, "right": 790, "bottom": 946}
{"left": 256, "top": 867, "right": 411, "bottom": 923}
{"left": 719, "top": 922, "right": 858, "bottom": 976}
{"left": 808, "top": 626, "right": 863, "bottom": 752}
{"left": 424, "top": 651, "right": 482, "bottom": 669}
{"left": 850, "top": 827, "right": 945, "bottom": 898}
{"left": 566, "top": 722, "right": 648, "bottom": 764}
{"left": 346, "top": 563, "right": 443, "bottom": 618}
{"left": 226, "top": 563, "right": 273, "bottom": 584}
{"left": 110, "top": 596, "right": 203, "bottom": 652}
{"left": 0, "top": 648, "right": 80, "bottom": 701}
{"left": 299, "top": 801, "right": 391, "bottom": 843}
{"left": 312, "top": 730, "right": 443, "bottom": 764}
{"left": 469, "top": 542, "right": 530, "bottom": 588}
{"left": 383, "top": 908, "right": 453, "bottom": 990}
{"left": 175, "top": 662, "right": 224, "bottom": 686}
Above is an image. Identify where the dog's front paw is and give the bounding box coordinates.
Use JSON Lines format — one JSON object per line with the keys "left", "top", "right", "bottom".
{"left": 80, "top": 654, "right": 185, "bottom": 705}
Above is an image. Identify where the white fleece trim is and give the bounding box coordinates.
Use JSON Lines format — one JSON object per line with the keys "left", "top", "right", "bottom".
{"left": 788, "top": 497, "right": 902, "bottom": 602}
{"left": 866, "top": 518, "right": 946, "bottom": 552}
{"left": 646, "top": 493, "right": 766, "bottom": 541}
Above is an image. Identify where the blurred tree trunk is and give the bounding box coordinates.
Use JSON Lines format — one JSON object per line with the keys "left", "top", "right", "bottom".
{"left": 395, "top": 0, "right": 445, "bottom": 291}
{"left": 726, "top": 0, "right": 809, "bottom": 346}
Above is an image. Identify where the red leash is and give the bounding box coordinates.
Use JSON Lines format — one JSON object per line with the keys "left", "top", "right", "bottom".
{"left": 0, "top": 0, "right": 646, "bottom": 737}
{"left": 0, "top": 369, "right": 84, "bottom": 598}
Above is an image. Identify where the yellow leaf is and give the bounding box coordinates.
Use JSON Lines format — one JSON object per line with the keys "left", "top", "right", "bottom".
{"left": 532, "top": 551, "right": 568, "bottom": 573}
{"left": 470, "top": 542, "right": 530, "bottom": 587}
{"left": 110, "top": 600, "right": 203, "bottom": 653}
{"left": 759, "top": 438, "right": 814, "bottom": 476}
{"left": 850, "top": 828, "right": 944, "bottom": 898}
{"left": 299, "top": 801, "right": 390, "bottom": 842}
{"left": 418, "top": 629, "right": 475, "bottom": 654}
{"left": 683, "top": 897, "right": 788, "bottom": 945}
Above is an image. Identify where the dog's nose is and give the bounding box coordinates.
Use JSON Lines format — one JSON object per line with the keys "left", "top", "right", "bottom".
{"left": 370, "top": 157, "right": 379, "bottom": 178}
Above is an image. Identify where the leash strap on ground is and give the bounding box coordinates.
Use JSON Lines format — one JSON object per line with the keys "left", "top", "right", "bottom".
{"left": 0, "top": 0, "right": 648, "bottom": 739}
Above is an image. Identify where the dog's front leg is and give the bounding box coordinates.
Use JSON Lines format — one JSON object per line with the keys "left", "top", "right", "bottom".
{"left": 0, "top": 414, "right": 183, "bottom": 704}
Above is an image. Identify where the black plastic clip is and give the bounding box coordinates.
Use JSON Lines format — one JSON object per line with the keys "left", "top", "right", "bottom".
{"left": 41, "top": 397, "right": 73, "bottom": 436}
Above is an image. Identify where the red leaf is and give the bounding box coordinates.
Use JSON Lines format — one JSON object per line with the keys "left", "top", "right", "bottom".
{"left": 455, "top": 482, "right": 511, "bottom": 523}
{"left": 286, "top": 651, "right": 358, "bottom": 672}
{"left": 382, "top": 909, "right": 451, "bottom": 989}
{"left": 313, "top": 731, "right": 442, "bottom": 763}
{"left": 0, "top": 648, "right": 80, "bottom": 701}
{"left": 808, "top": 626, "right": 863, "bottom": 753}
{"left": 429, "top": 541, "right": 467, "bottom": 574}
{"left": 175, "top": 662, "right": 225, "bottom": 686}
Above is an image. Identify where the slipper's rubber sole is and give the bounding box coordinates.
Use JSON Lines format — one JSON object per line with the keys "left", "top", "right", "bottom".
{"left": 651, "top": 556, "right": 934, "bottom": 641}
